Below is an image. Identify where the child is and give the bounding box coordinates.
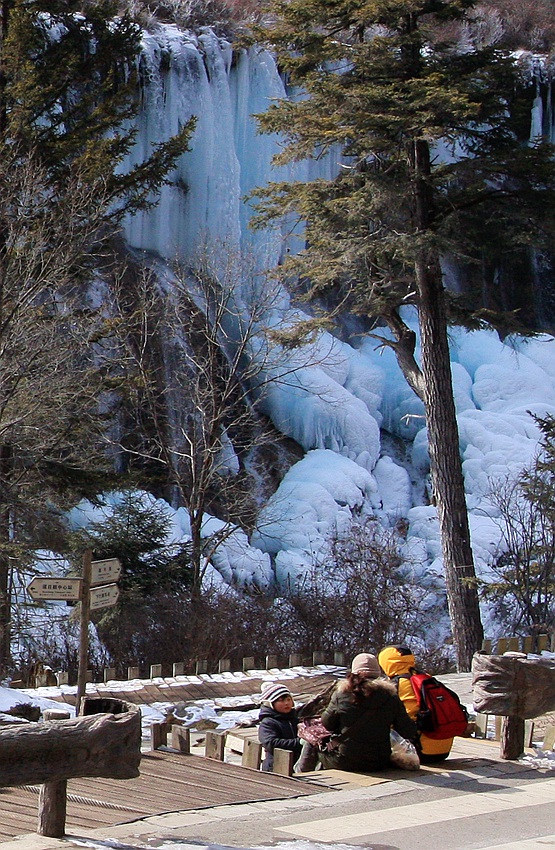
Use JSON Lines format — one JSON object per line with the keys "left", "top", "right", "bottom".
{"left": 258, "top": 682, "right": 302, "bottom": 771}
{"left": 378, "top": 645, "right": 453, "bottom": 763}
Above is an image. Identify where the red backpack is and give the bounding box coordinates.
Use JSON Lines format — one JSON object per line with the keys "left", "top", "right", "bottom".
{"left": 408, "top": 673, "right": 469, "bottom": 739}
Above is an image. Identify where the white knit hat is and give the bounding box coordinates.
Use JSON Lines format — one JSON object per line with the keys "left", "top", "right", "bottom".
{"left": 260, "top": 681, "right": 293, "bottom": 706}
{"left": 351, "top": 653, "right": 381, "bottom": 679}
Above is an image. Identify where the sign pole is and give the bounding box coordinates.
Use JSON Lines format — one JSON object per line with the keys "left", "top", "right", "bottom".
{"left": 76, "top": 549, "right": 92, "bottom": 715}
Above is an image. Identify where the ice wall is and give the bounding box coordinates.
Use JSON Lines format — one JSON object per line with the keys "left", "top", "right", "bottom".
{"left": 118, "top": 30, "right": 555, "bottom": 602}
{"left": 123, "top": 27, "right": 339, "bottom": 270}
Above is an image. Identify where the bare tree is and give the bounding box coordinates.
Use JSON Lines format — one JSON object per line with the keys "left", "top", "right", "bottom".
{"left": 107, "top": 250, "right": 302, "bottom": 593}
{"left": 484, "top": 467, "right": 555, "bottom": 640}
{"left": 0, "top": 154, "right": 119, "bottom": 671}
{"left": 282, "top": 518, "right": 451, "bottom": 670}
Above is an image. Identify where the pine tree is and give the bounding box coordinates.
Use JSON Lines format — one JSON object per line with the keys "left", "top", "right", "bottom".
{"left": 251, "top": 0, "right": 555, "bottom": 669}
{"left": 0, "top": 0, "right": 194, "bottom": 673}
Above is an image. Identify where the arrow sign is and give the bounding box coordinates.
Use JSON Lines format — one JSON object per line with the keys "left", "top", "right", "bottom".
{"left": 27, "top": 576, "right": 82, "bottom": 601}
{"left": 91, "top": 558, "right": 122, "bottom": 586}
{"left": 89, "top": 583, "right": 120, "bottom": 611}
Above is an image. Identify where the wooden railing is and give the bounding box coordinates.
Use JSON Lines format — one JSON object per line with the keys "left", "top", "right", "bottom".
{"left": 481, "top": 633, "right": 555, "bottom": 654}
{"left": 23, "top": 634, "right": 555, "bottom": 689}
{"left": 0, "top": 699, "right": 141, "bottom": 837}
{"left": 27, "top": 650, "right": 347, "bottom": 688}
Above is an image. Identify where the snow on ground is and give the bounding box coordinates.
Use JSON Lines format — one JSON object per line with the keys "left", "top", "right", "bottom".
{"left": 0, "top": 684, "right": 76, "bottom": 720}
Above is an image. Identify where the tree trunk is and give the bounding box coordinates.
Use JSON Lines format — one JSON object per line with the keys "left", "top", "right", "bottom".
{"left": 0, "top": 445, "right": 12, "bottom": 675}
{"left": 411, "top": 139, "right": 483, "bottom": 671}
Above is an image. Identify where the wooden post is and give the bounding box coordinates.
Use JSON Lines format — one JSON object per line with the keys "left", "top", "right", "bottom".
{"left": 499, "top": 715, "right": 525, "bottom": 759}
{"left": 205, "top": 731, "right": 225, "bottom": 760}
{"left": 242, "top": 739, "right": 262, "bottom": 769}
{"left": 38, "top": 709, "right": 71, "bottom": 838}
{"left": 38, "top": 780, "right": 67, "bottom": 837}
{"left": 522, "top": 636, "right": 534, "bottom": 653}
{"left": 76, "top": 549, "right": 92, "bottom": 714}
{"left": 151, "top": 721, "right": 168, "bottom": 750}
{"left": 171, "top": 725, "right": 190, "bottom": 753}
{"left": 543, "top": 725, "right": 555, "bottom": 750}
{"left": 524, "top": 720, "right": 534, "bottom": 749}
{"left": 273, "top": 747, "right": 294, "bottom": 776}
{"left": 43, "top": 710, "right": 71, "bottom": 722}
{"left": 538, "top": 634, "right": 549, "bottom": 652}
{"left": 473, "top": 714, "right": 489, "bottom": 739}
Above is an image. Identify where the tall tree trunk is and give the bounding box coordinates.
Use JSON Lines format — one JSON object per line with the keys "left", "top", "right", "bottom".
{"left": 0, "top": 445, "right": 12, "bottom": 674}
{"left": 411, "top": 139, "right": 483, "bottom": 671}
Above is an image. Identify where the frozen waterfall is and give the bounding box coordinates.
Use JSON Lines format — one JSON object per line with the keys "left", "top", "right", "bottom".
{"left": 116, "top": 29, "right": 555, "bottom": 621}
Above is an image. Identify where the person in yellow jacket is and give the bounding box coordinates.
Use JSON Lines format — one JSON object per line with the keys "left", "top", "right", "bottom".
{"left": 378, "top": 645, "right": 453, "bottom": 763}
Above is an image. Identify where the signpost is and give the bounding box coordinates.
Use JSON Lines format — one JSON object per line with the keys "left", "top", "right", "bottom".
{"left": 91, "top": 558, "right": 121, "bottom": 586}
{"left": 27, "top": 577, "right": 81, "bottom": 602}
{"left": 26, "top": 554, "right": 122, "bottom": 713}
{"left": 89, "top": 583, "right": 120, "bottom": 611}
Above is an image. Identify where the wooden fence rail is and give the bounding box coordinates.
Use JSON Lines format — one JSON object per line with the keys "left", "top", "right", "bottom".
{"left": 0, "top": 699, "right": 141, "bottom": 837}
{"left": 21, "top": 633, "right": 555, "bottom": 689}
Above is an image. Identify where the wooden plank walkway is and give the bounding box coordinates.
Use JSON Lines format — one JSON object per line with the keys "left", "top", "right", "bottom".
{"left": 0, "top": 751, "right": 324, "bottom": 842}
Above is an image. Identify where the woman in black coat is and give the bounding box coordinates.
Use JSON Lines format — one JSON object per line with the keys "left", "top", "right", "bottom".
{"left": 258, "top": 682, "right": 302, "bottom": 771}
{"left": 320, "top": 652, "right": 418, "bottom": 772}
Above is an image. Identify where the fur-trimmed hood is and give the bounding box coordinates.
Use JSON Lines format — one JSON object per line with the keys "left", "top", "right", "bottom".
{"left": 336, "top": 675, "right": 398, "bottom": 698}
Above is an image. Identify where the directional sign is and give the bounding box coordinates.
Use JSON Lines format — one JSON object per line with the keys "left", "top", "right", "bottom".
{"left": 89, "top": 583, "right": 120, "bottom": 611}
{"left": 91, "top": 558, "right": 122, "bottom": 587}
{"left": 27, "top": 576, "right": 82, "bottom": 601}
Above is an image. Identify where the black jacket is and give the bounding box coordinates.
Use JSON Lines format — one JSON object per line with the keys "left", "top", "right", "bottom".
{"left": 258, "top": 705, "right": 302, "bottom": 771}
{"left": 320, "top": 677, "right": 418, "bottom": 772}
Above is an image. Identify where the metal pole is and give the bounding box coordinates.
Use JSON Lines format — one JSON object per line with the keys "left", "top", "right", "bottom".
{"left": 76, "top": 549, "right": 92, "bottom": 715}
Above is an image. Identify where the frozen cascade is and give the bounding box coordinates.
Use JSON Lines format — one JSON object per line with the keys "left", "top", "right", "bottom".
{"left": 111, "top": 29, "right": 555, "bottom": 606}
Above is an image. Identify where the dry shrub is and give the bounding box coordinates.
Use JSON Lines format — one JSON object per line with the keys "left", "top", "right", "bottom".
{"left": 120, "top": 0, "right": 266, "bottom": 35}
{"left": 482, "top": 0, "right": 555, "bottom": 52}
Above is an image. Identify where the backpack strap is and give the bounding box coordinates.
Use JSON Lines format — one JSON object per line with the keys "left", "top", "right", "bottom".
{"left": 391, "top": 672, "right": 413, "bottom": 692}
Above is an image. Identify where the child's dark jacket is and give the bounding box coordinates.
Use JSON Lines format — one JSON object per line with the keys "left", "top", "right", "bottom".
{"left": 258, "top": 706, "right": 302, "bottom": 771}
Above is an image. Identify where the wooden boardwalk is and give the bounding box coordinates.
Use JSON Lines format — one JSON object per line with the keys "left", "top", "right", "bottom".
{"left": 0, "top": 750, "right": 324, "bottom": 841}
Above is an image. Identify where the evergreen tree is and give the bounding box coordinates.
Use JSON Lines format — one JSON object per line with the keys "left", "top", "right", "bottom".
{"left": 69, "top": 492, "right": 192, "bottom": 675}
{"left": 251, "top": 0, "right": 555, "bottom": 669}
{"left": 0, "top": 0, "right": 194, "bottom": 673}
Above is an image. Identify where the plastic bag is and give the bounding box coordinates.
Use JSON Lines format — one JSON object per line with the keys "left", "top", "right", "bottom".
{"left": 389, "top": 730, "right": 420, "bottom": 770}
{"left": 298, "top": 716, "right": 331, "bottom": 748}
